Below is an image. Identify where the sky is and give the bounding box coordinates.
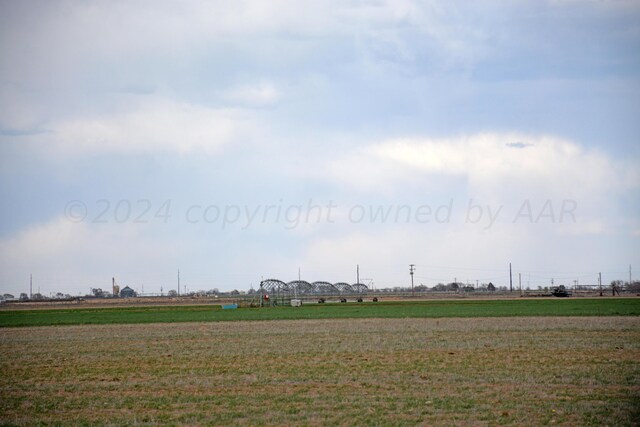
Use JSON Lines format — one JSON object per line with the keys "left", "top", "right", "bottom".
{"left": 0, "top": 0, "right": 639, "bottom": 296}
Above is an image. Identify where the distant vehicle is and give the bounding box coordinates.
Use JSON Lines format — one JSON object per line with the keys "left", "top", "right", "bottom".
{"left": 551, "top": 285, "right": 571, "bottom": 297}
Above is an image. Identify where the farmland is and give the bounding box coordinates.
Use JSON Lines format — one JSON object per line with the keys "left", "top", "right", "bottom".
{"left": 1, "top": 299, "right": 639, "bottom": 425}
{"left": 1, "top": 317, "right": 639, "bottom": 426}
{"left": 1, "top": 297, "right": 639, "bottom": 327}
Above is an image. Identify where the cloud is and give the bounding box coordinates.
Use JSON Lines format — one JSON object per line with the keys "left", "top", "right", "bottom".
{"left": 48, "top": 98, "right": 258, "bottom": 154}
{"left": 323, "top": 132, "right": 637, "bottom": 238}
{"left": 0, "top": 1, "right": 637, "bottom": 295}
{"left": 0, "top": 216, "right": 182, "bottom": 294}
{"left": 368, "top": 133, "right": 625, "bottom": 196}
{"left": 222, "top": 82, "right": 281, "bottom": 108}
{"left": 506, "top": 142, "right": 533, "bottom": 149}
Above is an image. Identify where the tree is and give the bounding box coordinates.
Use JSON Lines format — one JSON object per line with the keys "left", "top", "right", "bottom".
{"left": 19, "top": 293, "right": 29, "bottom": 301}
{"left": 167, "top": 290, "right": 178, "bottom": 297}
{"left": 432, "top": 283, "right": 446, "bottom": 292}
{"left": 626, "top": 281, "right": 640, "bottom": 293}
{"left": 487, "top": 282, "right": 496, "bottom": 292}
{"left": 91, "top": 288, "right": 109, "bottom": 297}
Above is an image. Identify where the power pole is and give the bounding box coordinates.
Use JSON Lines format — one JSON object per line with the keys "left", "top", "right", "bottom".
{"left": 298, "top": 267, "right": 301, "bottom": 281}
{"left": 599, "top": 272, "right": 602, "bottom": 296}
{"left": 509, "top": 263, "right": 513, "bottom": 292}
{"left": 630, "top": 264, "right": 632, "bottom": 286}
{"left": 30, "top": 274, "right": 32, "bottom": 299}
{"left": 356, "top": 264, "right": 360, "bottom": 284}
{"left": 519, "top": 273, "right": 522, "bottom": 295}
{"left": 409, "top": 264, "right": 415, "bottom": 297}
{"left": 177, "top": 269, "right": 180, "bottom": 296}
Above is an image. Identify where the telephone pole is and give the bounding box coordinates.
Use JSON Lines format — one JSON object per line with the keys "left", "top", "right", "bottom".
{"left": 598, "top": 272, "right": 602, "bottom": 296}
{"left": 29, "top": 274, "right": 33, "bottom": 299}
{"left": 356, "top": 264, "right": 360, "bottom": 285}
{"left": 630, "top": 265, "right": 632, "bottom": 286}
{"left": 177, "top": 269, "right": 180, "bottom": 296}
{"left": 519, "top": 273, "right": 522, "bottom": 295}
{"left": 409, "top": 264, "right": 415, "bottom": 297}
{"left": 509, "top": 263, "right": 513, "bottom": 292}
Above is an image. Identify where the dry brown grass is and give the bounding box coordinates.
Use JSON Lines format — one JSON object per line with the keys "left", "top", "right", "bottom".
{"left": 1, "top": 317, "right": 639, "bottom": 426}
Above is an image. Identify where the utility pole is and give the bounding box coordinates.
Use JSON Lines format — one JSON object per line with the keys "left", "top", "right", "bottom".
{"left": 599, "top": 272, "right": 602, "bottom": 296}
{"left": 298, "top": 266, "right": 301, "bottom": 281}
{"left": 630, "top": 265, "right": 632, "bottom": 286}
{"left": 519, "top": 273, "right": 522, "bottom": 295}
{"left": 409, "top": 264, "right": 415, "bottom": 297}
{"left": 509, "top": 263, "right": 513, "bottom": 292}
{"left": 356, "top": 264, "right": 360, "bottom": 284}
{"left": 29, "top": 274, "right": 32, "bottom": 299}
{"left": 177, "top": 269, "right": 180, "bottom": 296}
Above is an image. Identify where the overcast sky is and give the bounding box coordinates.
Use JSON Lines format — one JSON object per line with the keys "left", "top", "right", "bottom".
{"left": 0, "top": 0, "right": 639, "bottom": 296}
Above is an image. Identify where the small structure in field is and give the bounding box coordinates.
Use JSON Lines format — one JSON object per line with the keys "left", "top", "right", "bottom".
{"left": 119, "top": 286, "right": 137, "bottom": 298}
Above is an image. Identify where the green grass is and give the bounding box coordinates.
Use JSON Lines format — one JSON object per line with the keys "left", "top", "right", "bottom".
{"left": 1, "top": 298, "right": 638, "bottom": 327}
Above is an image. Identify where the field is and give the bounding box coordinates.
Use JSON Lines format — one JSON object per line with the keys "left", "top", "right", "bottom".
{"left": 1, "top": 298, "right": 639, "bottom": 327}
{"left": 1, "top": 317, "right": 639, "bottom": 426}
{"left": 1, "top": 299, "right": 639, "bottom": 426}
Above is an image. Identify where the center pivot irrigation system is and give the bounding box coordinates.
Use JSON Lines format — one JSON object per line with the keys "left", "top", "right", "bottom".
{"left": 255, "top": 279, "right": 369, "bottom": 306}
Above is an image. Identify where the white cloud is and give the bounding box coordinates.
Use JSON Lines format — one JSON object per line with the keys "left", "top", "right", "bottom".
{"left": 334, "top": 132, "right": 627, "bottom": 197}
{"left": 222, "top": 82, "right": 281, "bottom": 107}
{"left": 0, "top": 1, "right": 498, "bottom": 87}
{"left": 324, "top": 132, "right": 636, "bottom": 237}
{"left": 49, "top": 98, "right": 256, "bottom": 154}
{"left": 0, "top": 1, "right": 637, "bottom": 295}
{"left": 0, "top": 216, "right": 182, "bottom": 295}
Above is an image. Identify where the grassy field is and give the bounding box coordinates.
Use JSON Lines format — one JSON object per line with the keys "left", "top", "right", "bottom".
{"left": 1, "top": 298, "right": 639, "bottom": 327}
{"left": 1, "top": 317, "right": 638, "bottom": 426}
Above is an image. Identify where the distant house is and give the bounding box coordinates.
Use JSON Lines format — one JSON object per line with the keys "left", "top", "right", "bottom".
{"left": 120, "top": 286, "right": 137, "bottom": 298}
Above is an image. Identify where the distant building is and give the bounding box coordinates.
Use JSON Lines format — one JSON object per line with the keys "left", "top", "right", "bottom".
{"left": 112, "top": 277, "right": 119, "bottom": 298}
{"left": 120, "top": 286, "right": 136, "bottom": 298}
